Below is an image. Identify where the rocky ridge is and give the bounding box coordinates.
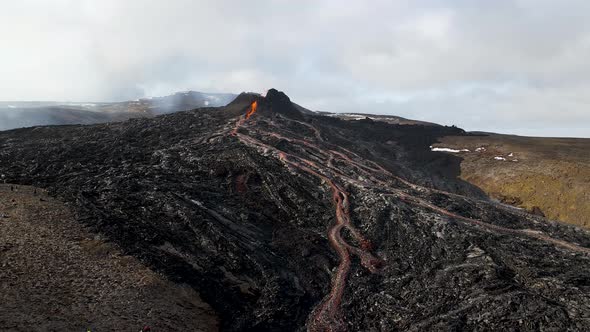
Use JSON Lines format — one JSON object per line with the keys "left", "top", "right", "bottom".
{"left": 0, "top": 89, "right": 589, "bottom": 331}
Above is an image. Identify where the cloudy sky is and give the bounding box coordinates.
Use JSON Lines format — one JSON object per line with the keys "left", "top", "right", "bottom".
{"left": 1, "top": 0, "right": 589, "bottom": 137}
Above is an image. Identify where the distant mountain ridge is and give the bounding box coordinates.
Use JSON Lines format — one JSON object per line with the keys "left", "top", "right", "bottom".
{"left": 0, "top": 91, "right": 442, "bottom": 132}
{"left": 0, "top": 91, "right": 237, "bottom": 131}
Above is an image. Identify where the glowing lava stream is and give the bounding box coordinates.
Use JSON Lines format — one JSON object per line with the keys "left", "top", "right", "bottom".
{"left": 231, "top": 101, "right": 258, "bottom": 136}
{"left": 277, "top": 152, "right": 381, "bottom": 331}
{"left": 230, "top": 102, "right": 590, "bottom": 331}
{"left": 232, "top": 103, "right": 379, "bottom": 331}
{"left": 246, "top": 100, "right": 258, "bottom": 119}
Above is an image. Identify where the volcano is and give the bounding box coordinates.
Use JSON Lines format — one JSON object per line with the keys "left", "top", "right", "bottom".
{"left": 0, "top": 89, "right": 589, "bottom": 331}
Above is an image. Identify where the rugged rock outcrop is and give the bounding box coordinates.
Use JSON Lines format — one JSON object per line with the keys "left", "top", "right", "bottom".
{"left": 0, "top": 89, "right": 589, "bottom": 331}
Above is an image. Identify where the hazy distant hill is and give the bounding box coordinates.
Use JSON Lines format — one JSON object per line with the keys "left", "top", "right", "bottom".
{"left": 0, "top": 91, "right": 237, "bottom": 131}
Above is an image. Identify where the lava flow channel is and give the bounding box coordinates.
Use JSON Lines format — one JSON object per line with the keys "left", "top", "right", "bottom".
{"left": 231, "top": 101, "right": 258, "bottom": 136}
{"left": 230, "top": 102, "right": 590, "bottom": 331}
{"left": 246, "top": 100, "right": 258, "bottom": 119}
{"left": 279, "top": 153, "right": 367, "bottom": 332}
{"left": 231, "top": 102, "right": 379, "bottom": 331}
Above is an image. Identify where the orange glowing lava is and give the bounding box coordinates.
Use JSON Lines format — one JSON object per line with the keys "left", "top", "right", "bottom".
{"left": 245, "top": 101, "right": 258, "bottom": 119}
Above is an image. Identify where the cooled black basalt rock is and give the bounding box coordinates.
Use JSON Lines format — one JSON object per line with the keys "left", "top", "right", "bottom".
{"left": 0, "top": 90, "right": 589, "bottom": 331}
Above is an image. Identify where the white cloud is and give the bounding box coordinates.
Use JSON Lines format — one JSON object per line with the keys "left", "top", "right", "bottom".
{"left": 0, "top": 0, "right": 588, "bottom": 137}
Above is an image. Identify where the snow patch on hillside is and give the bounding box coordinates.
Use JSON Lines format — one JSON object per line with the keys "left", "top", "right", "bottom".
{"left": 430, "top": 146, "right": 470, "bottom": 153}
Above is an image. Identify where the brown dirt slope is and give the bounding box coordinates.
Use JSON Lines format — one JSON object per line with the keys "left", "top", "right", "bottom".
{"left": 435, "top": 134, "right": 590, "bottom": 228}
{"left": 0, "top": 184, "right": 218, "bottom": 332}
